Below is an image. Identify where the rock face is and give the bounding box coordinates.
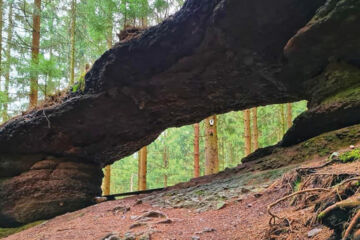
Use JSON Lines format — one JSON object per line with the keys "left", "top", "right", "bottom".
{"left": 0, "top": 0, "right": 360, "bottom": 226}
{"left": 0, "top": 157, "right": 102, "bottom": 227}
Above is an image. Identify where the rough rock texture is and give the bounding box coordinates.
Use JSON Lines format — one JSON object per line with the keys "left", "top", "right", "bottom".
{"left": 0, "top": 158, "right": 102, "bottom": 227}
{"left": 0, "top": 0, "right": 360, "bottom": 226}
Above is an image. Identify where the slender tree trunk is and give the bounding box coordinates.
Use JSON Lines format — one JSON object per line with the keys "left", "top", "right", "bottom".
{"left": 138, "top": 146, "right": 147, "bottom": 190}
{"left": 244, "top": 109, "right": 251, "bottom": 156}
{"left": 102, "top": 165, "right": 111, "bottom": 195}
{"left": 3, "top": 2, "right": 13, "bottom": 122}
{"left": 29, "top": 0, "right": 41, "bottom": 109}
{"left": 163, "top": 130, "right": 168, "bottom": 187}
{"left": 229, "top": 142, "right": 235, "bottom": 165}
{"left": 69, "top": 0, "right": 76, "bottom": 86}
{"left": 0, "top": 0, "right": 3, "bottom": 85}
{"left": 193, "top": 123, "right": 200, "bottom": 178}
{"left": 130, "top": 173, "right": 135, "bottom": 192}
{"left": 102, "top": 4, "right": 113, "bottom": 194}
{"left": 205, "top": 115, "right": 219, "bottom": 175}
{"left": 251, "top": 107, "right": 259, "bottom": 151}
{"left": 280, "top": 104, "right": 286, "bottom": 135}
{"left": 123, "top": 0, "right": 128, "bottom": 28}
{"left": 287, "top": 103, "right": 293, "bottom": 129}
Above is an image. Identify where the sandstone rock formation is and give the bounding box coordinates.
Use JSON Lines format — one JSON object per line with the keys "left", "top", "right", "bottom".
{"left": 0, "top": 0, "right": 359, "bottom": 226}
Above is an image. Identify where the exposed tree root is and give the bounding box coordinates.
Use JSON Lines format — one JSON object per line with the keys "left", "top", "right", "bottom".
{"left": 318, "top": 194, "right": 360, "bottom": 220}
{"left": 267, "top": 165, "right": 360, "bottom": 239}
{"left": 296, "top": 159, "right": 339, "bottom": 175}
{"left": 343, "top": 209, "right": 360, "bottom": 240}
{"left": 267, "top": 188, "right": 330, "bottom": 225}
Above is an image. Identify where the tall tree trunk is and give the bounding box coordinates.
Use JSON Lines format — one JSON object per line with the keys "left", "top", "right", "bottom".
{"left": 193, "top": 123, "right": 200, "bottom": 178}
{"left": 287, "top": 103, "right": 293, "bottom": 129}
{"left": 163, "top": 131, "right": 168, "bottom": 187}
{"left": 251, "top": 107, "right": 259, "bottom": 151}
{"left": 205, "top": 115, "right": 219, "bottom": 175}
{"left": 69, "top": 0, "right": 76, "bottom": 86}
{"left": 280, "top": 104, "right": 286, "bottom": 135}
{"left": 130, "top": 173, "right": 135, "bottom": 192}
{"left": 138, "top": 146, "right": 147, "bottom": 190}
{"left": 229, "top": 142, "right": 235, "bottom": 165}
{"left": 3, "top": 2, "right": 14, "bottom": 122}
{"left": 102, "top": 3, "right": 113, "bottom": 195}
{"left": 0, "top": 0, "right": 3, "bottom": 85}
{"left": 29, "top": 0, "right": 41, "bottom": 109}
{"left": 102, "top": 165, "right": 111, "bottom": 195}
{"left": 244, "top": 109, "right": 251, "bottom": 156}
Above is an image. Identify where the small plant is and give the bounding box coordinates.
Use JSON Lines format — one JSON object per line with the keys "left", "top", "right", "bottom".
{"left": 339, "top": 149, "right": 360, "bottom": 162}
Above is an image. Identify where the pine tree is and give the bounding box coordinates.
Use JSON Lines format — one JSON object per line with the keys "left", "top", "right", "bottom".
{"left": 163, "top": 131, "right": 168, "bottom": 187}
{"left": 244, "top": 109, "right": 251, "bottom": 156}
{"left": 29, "top": 0, "right": 41, "bottom": 109}
{"left": 69, "top": 0, "right": 76, "bottom": 86}
{"left": 0, "top": 0, "right": 3, "bottom": 83}
{"left": 251, "top": 107, "right": 259, "bottom": 151}
{"left": 287, "top": 103, "right": 293, "bottom": 129}
{"left": 103, "top": 165, "right": 111, "bottom": 195}
{"left": 138, "top": 146, "right": 147, "bottom": 190}
{"left": 193, "top": 123, "right": 200, "bottom": 177}
{"left": 205, "top": 115, "right": 219, "bottom": 175}
{"left": 3, "top": 1, "right": 14, "bottom": 121}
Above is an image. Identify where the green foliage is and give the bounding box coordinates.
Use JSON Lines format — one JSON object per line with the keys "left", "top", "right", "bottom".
{"left": 110, "top": 101, "right": 307, "bottom": 194}
{"left": 0, "top": 221, "right": 44, "bottom": 238}
{"left": 339, "top": 149, "right": 360, "bottom": 162}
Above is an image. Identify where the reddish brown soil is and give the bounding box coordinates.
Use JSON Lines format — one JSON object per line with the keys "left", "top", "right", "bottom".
{"left": 8, "top": 161, "right": 359, "bottom": 240}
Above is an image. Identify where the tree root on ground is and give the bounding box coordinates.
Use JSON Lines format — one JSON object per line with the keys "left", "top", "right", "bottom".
{"left": 267, "top": 173, "right": 360, "bottom": 239}
{"left": 267, "top": 188, "right": 330, "bottom": 225}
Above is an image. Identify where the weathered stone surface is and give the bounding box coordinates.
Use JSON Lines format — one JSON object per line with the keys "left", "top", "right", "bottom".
{"left": 0, "top": 158, "right": 102, "bottom": 227}
{"left": 0, "top": 0, "right": 360, "bottom": 227}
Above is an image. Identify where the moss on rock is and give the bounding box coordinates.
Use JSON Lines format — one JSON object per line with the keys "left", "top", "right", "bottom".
{"left": 0, "top": 221, "right": 44, "bottom": 238}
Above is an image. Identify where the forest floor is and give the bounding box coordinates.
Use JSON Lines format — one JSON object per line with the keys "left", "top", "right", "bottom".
{"left": 2, "top": 146, "right": 360, "bottom": 240}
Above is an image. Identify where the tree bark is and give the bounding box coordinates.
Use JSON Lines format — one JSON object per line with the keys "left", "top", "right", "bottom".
{"left": 163, "top": 131, "right": 168, "bottom": 187}
{"left": 280, "top": 104, "right": 286, "bottom": 136}
{"left": 29, "top": 0, "right": 41, "bottom": 109}
{"left": 138, "top": 146, "right": 147, "bottom": 190}
{"left": 0, "top": 0, "right": 3, "bottom": 85}
{"left": 193, "top": 123, "right": 200, "bottom": 178}
{"left": 69, "top": 0, "right": 76, "bottom": 86}
{"left": 287, "top": 103, "right": 293, "bottom": 129}
{"left": 205, "top": 115, "right": 219, "bottom": 175}
{"left": 244, "top": 109, "right": 251, "bottom": 156}
{"left": 3, "top": 2, "right": 13, "bottom": 122}
{"left": 251, "top": 107, "right": 259, "bottom": 151}
{"left": 102, "top": 165, "right": 111, "bottom": 195}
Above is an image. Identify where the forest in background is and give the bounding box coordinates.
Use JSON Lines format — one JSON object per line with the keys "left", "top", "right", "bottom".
{"left": 110, "top": 101, "right": 307, "bottom": 194}
{"left": 0, "top": 0, "right": 307, "bottom": 195}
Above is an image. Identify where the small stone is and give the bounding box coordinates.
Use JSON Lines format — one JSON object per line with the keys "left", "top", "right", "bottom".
{"left": 129, "top": 222, "right": 147, "bottom": 229}
{"left": 192, "top": 236, "right": 200, "bottom": 240}
{"left": 156, "top": 218, "right": 172, "bottom": 224}
{"left": 102, "top": 233, "right": 121, "bottom": 240}
{"left": 307, "top": 228, "right": 322, "bottom": 237}
{"left": 350, "top": 145, "right": 355, "bottom": 149}
{"left": 247, "top": 204, "right": 252, "bottom": 208}
{"left": 216, "top": 201, "right": 226, "bottom": 210}
{"left": 134, "top": 199, "right": 143, "bottom": 205}
{"left": 124, "top": 232, "right": 136, "bottom": 240}
{"left": 254, "top": 193, "right": 262, "bottom": 198}
{"left": 329, "top": 152, "right": 339, "bottom": 160}
{"left": 136, "top": 211, "right": 167, "bottom": 221}
{"left": 203, "top": 228, "right": 215, "bottom": 233}
{"left": 241, "top": 188, "right": 250, "bottom": 193}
